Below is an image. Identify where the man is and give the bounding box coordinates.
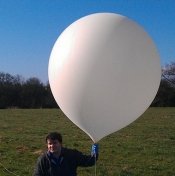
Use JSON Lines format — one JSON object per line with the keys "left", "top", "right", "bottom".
{"left": 33, "top": 132, "right": 98, "bottom": 176}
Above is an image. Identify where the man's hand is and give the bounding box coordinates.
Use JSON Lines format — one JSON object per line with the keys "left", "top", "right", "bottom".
{"left": 91, "top": 144, "right": 99, "bottom": 157}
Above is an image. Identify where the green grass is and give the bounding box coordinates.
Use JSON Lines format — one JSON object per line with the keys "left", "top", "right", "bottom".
{"left": 0, "top": 108, "right": 175, "bottom": 176}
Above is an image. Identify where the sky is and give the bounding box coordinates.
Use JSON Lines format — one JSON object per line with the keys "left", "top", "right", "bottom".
{"left": 0, "top": 0, "right": 175, "bottom": 83}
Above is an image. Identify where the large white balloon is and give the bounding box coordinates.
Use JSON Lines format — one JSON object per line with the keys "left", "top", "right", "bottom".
{"left": 48, "top": 13, "right": 161, "bottom": 143}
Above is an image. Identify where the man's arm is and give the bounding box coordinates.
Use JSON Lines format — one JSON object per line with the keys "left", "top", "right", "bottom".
{"left": 33, "top": 155, "right": 48, "bottom": 176}
{"left": 75, "top": 144, "right": 99, "bottom": 167}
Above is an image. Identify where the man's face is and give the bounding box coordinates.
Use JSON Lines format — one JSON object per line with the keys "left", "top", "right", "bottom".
{"left": 47, "top": 139, "right": 62, "bottom": 154}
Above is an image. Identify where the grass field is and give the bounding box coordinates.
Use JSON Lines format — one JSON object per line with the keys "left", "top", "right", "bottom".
{"left": 0, "top": 108, "right": 175, "bottom": 176}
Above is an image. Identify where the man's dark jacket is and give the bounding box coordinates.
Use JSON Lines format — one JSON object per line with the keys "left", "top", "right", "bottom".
{"left": 33, "top": 147, "right": 97, "bottom": 176}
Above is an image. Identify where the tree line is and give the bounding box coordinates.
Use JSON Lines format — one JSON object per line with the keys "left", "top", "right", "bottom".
{"left": 0, "top": 73, "right": 57, "bottom": 108}
{"left": 0, "top": 62, "right": 175, "bottom": 108}
{"left": 152, "top": 62, "right": 175, "bottom": 107}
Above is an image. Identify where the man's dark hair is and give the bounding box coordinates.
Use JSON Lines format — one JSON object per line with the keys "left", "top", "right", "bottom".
{"left": 46, "top": 132, "right": 62, "bottom": 143}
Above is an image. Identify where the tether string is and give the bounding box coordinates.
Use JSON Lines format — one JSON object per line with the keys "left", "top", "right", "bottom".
{"left": 0, "top": 162, "right": 20, "bottom": 176}
{"left": 94, "top": 154, "right": 97, "bottom": 176}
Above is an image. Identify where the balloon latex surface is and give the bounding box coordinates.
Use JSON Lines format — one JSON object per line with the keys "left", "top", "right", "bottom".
{"left": 48, "top": 13, "right": 161, "bottom": 142}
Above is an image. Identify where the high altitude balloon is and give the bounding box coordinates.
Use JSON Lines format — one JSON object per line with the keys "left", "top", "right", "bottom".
{"left": 48, "top": 13, "right": 161, "bottom": 142}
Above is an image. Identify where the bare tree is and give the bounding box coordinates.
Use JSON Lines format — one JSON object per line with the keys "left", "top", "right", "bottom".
{"left": 162, "top": 62, "right": 175, "bottom": 86}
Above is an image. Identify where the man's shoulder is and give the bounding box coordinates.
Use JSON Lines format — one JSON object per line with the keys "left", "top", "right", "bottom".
{"left": 62, "top": 147, "right": 81, "bottom": 156}
{"left": 37, "top": 152, "right": 48, "bottom": 162}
